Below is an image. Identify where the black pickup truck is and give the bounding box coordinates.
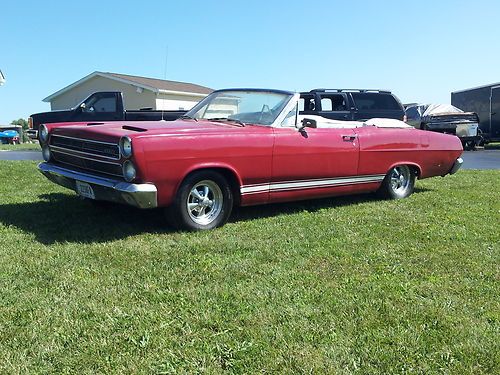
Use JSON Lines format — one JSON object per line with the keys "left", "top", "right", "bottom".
{"left": 299, "top": 89, "right": 405, "bottom": 121}
{"left": 27, "top": 91, "right": 187, "bottom": 139}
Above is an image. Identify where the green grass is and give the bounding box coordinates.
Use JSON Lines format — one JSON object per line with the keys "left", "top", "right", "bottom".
{"left": 0, "top": 142, "right": 40, "bottom": 151}
{"left": 484, "top": 142, "right": 500, "bottom": 150}
{"left": 0, "top": 161, "right": 498, "bottom": 374}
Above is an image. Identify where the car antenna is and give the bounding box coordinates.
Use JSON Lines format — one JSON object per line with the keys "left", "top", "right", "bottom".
{"left": 161, "top": 45, "right": 168, "bottom": 122}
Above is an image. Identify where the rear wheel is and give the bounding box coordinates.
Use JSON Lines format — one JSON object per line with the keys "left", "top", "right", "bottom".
{"left": 378, "top": 165, "right": 415, "bottom": 199}
{"left": 166, "top": 171, "right": 233, "bottom": 231}
{"left": 462, "top": 140, "right": 476, "bottom": 151}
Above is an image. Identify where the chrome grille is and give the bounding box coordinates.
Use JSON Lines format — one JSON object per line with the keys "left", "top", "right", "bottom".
{"left": 50, "top": 135, "right": 120, "bottom": 159}
{"left": 51, "top": 150, "right": 123, "bottom": 177}
{"left": 49, "top": 135, "right": 122, "bottom": 178}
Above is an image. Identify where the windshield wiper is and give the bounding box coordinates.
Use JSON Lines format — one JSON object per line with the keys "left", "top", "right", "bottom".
{"left": 208, "top": 117, "right": 245, "bottom": 127}
{"left": 179, "top": 115, "right": 198, "bottom": 122}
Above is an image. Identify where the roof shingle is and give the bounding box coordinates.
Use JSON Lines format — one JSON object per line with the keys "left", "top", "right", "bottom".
{"left": 106, "top": 72, "right": 213, "bottom": 94}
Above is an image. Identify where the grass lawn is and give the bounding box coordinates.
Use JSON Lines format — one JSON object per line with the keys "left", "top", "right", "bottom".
{"left": 484, "top": 142, "right": 500, "bottom": 150}
{"left": 0, "top": 142, "right": 40, "bottom": 151}
{"left": 0, "top": 161, "right": 498, "bottom": 374}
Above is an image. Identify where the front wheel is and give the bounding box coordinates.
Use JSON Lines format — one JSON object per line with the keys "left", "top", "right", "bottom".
{"left": 378, "top": 165, "right": 415, "bottom": 199}
{"left": 166, "top": 171, "right": 233, "bottom": 231}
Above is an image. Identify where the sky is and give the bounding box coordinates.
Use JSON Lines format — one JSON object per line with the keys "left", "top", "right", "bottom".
{"left": 0, "top": 0, "right": 499, "bottom": 124}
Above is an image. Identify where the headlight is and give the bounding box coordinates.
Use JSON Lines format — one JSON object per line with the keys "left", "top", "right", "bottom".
{"left": 42, "top": 145, "right": 51, "bottom": 161}
{"left": 123, "top": 160, "right": 136, "bottom": 182}
{"left": 39, "top": 124, "right": 49, "bottom": 143}
{"left": 120, "top": 136, "right": 133, "bottom": 158}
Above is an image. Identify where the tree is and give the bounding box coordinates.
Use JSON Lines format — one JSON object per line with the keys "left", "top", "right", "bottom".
{"left": 10, "top": 118, "right": 29, "bottom": 143}
{"left": 10, "top": 118, "right": 29, "bottom": 130}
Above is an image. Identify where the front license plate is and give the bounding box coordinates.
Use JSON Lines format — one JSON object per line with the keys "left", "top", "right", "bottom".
{"left": 75, "top": 181, "right": 95, "bottom": 199}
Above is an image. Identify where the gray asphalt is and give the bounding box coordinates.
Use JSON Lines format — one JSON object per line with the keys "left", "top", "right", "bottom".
{"left": 0, "top": 151, "right": 43, "bottom": 161}
{"left": 461, "top": 150, "right": 500, "bottom": 170}
{"left": 0, "top": 149, "right": 499, "bottom": 169}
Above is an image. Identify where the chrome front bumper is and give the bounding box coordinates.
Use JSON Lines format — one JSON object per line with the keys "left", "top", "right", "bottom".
{"left": 26, "top": 129, "right": 38, "bottom": 139}
{"left": 449, "top": 157, "right": 463, "bottom": 175}
{"left": 38, "top": 162, "right": 158, "bottom": 209}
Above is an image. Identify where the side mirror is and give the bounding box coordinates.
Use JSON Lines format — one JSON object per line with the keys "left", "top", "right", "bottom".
{"left": 301, "top": 118, "right": 317, "bottom": 129}
{"left": 296, "top": 118, "right": 316, "bottom": 138}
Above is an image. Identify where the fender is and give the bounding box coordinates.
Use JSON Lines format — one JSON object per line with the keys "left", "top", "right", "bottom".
{"left": 385, "top": 161, "right": 422, "bottom": 178}
{"left": 162, "top": 161, "right": 245, "bottom": 207}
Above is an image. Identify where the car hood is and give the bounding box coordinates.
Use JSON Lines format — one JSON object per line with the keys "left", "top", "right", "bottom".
{"left": 30, "top": 109, "right": 75, "bottom": 126}
{"left": 48, "top": 119, "right": 258, "bottom": 143}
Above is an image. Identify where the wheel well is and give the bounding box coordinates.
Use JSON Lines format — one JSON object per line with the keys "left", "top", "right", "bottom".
{"left": 387, "top": 164, "right": 421, "bottom": 179}
{"left": 408, "top": 164, "right": 421, "bottom": 178}
{"left": 182, "top": 167, "right": 242, "bottom": 206}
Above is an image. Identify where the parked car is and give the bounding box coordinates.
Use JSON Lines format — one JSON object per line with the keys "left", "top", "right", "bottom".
{"left": 38, "top": 88, "right": 463, "bottom": 231}
{"left": 299, "top": 89, "right": 405, "bottom": 121}
{"left": 451, "top": 83, "right": 500, "bottom": 143}
{"left": 0, "top": 130, "right": 20, "bottom": 144}
{"left": 405, "top": 104, "right": 481, "bottom": 150}
{"left": 27, "top": 91, "right": 187, "bottom": 139}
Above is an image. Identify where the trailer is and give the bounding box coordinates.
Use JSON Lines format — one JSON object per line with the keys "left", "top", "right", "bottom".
{"left": 451, "top": 83, "right": 500, "bottom": 143}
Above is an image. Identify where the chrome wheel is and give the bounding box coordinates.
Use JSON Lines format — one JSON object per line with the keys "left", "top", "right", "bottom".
{"left": 186, "top": 180, "right": 223, "bottom": 226}
{"left": 389, "top": 165, "right": 412, "bottom": 197}
{"left": 166, "top": 170, "right": 234, "bottom": 231}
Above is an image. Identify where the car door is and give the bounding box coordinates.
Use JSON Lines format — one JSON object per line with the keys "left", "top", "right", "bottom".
{"left": 271, "top": 114, "right": 359, "bottom": 203}
{"left": 73, "top": 92, "right": 122, "bottom": 122}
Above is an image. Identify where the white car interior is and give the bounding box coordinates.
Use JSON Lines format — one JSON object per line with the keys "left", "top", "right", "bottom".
{"left": 297, "top": 115, "right": 412, "bottom": 129}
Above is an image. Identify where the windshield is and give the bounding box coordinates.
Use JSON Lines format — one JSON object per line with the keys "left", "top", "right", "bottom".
{"left": 186, "top": 90, "right": 293, "bottom": 126}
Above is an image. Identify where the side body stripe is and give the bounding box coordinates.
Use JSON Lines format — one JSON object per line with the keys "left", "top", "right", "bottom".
{"left": 240, "top": 174, "right": 385, "bottom": 195}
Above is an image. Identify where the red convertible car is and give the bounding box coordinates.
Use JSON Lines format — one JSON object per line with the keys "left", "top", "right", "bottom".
{"left": 38, "top": 89, "right": 463, "bottom": 230}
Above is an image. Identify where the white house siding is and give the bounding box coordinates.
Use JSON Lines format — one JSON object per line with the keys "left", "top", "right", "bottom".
{"left": 49, "top": 76, "right": 157, "bottom": 111}
{"left": 155, "top": 93, "right": 204, "bottom": 111}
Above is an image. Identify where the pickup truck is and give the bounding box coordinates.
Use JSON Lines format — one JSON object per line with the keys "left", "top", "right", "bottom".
{"left": 405, "top": 104, "right": 481, "bottom": 150}
{"left": 27, "top": 91, "right": 187, "bottom": 139}
{"left": 299, "top": 89, "right": 405, "bottom": 121}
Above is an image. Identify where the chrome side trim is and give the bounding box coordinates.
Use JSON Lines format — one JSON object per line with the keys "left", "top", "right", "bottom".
{"left": 240, "top": 174, "right": 385, "bottom": 195}
{"left": 38, "top": 162, "right": 157, "bottom": 209}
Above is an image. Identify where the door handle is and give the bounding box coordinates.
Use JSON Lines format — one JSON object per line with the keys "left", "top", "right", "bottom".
{"left": 491, "top": 112, "right": 497, "bottom": 116}
{"left": 342, "top": 135, "right": 357, "bottom": 142}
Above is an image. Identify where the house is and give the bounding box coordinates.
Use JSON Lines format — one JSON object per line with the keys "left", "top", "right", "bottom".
{"left": 43, "top": 71, "right": 213, "bottom": 111}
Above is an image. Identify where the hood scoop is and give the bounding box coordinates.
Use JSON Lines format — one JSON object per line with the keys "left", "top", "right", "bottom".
{"left": 86, "top": 122, "right": 105, "bottom": 126}
{"left": 122, "top": 125, "right": 147, "bottom": 132}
